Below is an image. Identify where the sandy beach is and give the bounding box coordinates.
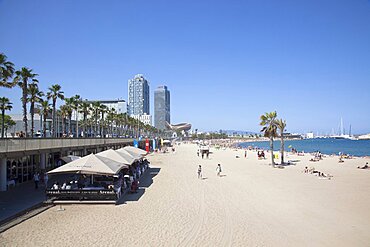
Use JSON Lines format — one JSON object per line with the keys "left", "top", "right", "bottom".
{"left": 1, "top": 143, "right": 370, "bottom": 246}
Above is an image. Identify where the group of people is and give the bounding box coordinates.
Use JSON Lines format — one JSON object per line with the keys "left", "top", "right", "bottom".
{"left": 257, "top": 150, "right": 265, "bottom": 159}
{"left": 197, "top": 164, "right": 222, "bottom": 179}
{"left": 197, "top": 149, "right": 210, "bottom": 159}
{"left": 33, "top": 172, "right": 48, "bottom": 189}
{"left": 48, "top": 159, "right": 150, "bottom": 194}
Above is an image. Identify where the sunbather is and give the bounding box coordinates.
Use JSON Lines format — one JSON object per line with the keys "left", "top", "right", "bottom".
{"left": 357, "top": 162, "right": 369, "bottom": 169}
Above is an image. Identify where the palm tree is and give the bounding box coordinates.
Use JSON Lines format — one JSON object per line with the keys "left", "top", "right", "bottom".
{"left": 13, "top": 67, "right": 38, "bottom": 137}
{"left": 3, "top": 115, "right": 16, "bottom": 137}
{"left": 275, "top": 118, "right": 287, "bottom": 165}
{"left": 27, "top": 83, "right": 44, "bottom": 137}
{"left": 47, "top": 84, "right": 64, "bottom": 137}
{"left": 260, "top": 111, "right": 278, "bottom": 167}
{"left": 71, "top": 95, "right": 81, "bottom": 137}
{"left": 40, "top": 100, "right": 51, "bottom": 137}
{"left": 0, "top": 97, "right": 12, "bottom": 138}
{"left": 100, "top": 104, "right": 107, "bottom": 138}
{"left": 0, "top": 53, "right": 15, "bottom": 88}
{"left": 60, "top": 105, "right": 70, "bottom": 136}
{"left": 91, "top": 101, "right": 101, "bottom": 137}
{"left": 64, "top": 97, "right": 74, "bottom": 136}
{"left": 79, "top": 101, "right": 90, "bottom": 137}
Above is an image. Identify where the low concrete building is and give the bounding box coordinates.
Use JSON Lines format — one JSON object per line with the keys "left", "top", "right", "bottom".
{"left": 132, "top": 114, "right": 152, "bottom": 126}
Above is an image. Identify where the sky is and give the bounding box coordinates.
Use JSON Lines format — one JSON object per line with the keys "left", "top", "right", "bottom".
{"left": 1, "top": 0, "right": 370, "bottom": 134}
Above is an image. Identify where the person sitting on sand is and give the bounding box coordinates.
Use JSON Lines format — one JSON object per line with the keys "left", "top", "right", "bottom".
{"left": 339, "top": 157, "right": 344, "bottom": 163}
{"left": 358, "top": 162, "right": 369, "bottom": 169}
{"left": 318, "top": 172, "right": 333, "bottom": 179}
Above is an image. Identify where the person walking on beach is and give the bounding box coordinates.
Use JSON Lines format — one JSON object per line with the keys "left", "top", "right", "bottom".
{"left": 33, "top": 172, "right": 40, "bottom": 189}
{"left": 198, "top": 165, "right": 202, "bottom": 179}
{"left": 244, "top": 150, "right": 247, "bottom": 158}
{"left": 216, "top": 164, "right": 222, "bottom": 177}
{"left": 44, "top": 173, "right": 49, "bottom": 188}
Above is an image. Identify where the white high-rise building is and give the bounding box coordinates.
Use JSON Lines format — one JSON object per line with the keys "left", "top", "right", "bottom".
{"left": 128, "top": 74, "right": 150, "bottom": 116}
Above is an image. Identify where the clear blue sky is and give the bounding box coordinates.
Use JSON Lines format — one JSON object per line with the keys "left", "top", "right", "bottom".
{"left": 1, "top": 0, "right": 370, "bottom": 134}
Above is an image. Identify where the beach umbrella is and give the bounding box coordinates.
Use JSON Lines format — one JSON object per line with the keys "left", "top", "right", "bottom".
{"left": 96, "top": 149, "right": 134, "bottom": 165}
{"left": 123, "top": 146, "right": 147, "bottom": 157}
{"left": 115, "top": 148, "right": 141, "bottom": 162}
{"left": 60, "top": 155, "right": 81, "bottom": 163}
{"left": 48, "top": 154, "right": 128, "bottom": 176}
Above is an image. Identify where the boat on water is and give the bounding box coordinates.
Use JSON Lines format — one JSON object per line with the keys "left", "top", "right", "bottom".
{"left": 332, "top": 118, "right": 358, "bottom": 140}
{"left": 358, "top": 134, "right": 370, "bottom": 140}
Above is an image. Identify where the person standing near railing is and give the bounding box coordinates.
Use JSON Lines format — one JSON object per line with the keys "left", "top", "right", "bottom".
{"left": 33, "top": 172, "right": 40, "bottom": 189}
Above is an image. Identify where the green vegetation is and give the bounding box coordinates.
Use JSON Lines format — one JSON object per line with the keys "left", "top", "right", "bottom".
{"left": 0, "top": 97, "right": 13, "bottom": 138}
{"left": 1, "top": 52, "right": 161, "bottom": 138}
{"left": 260, "top": 111, "right": 287, "bottom": 166}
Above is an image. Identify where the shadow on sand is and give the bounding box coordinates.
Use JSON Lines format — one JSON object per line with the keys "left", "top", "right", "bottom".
{"left": 116, "top": 167, "right": 161, "bottom": 205}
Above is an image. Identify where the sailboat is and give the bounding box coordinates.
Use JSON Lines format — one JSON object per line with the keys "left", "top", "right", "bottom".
{"left": 332, "top": 118, "right": 357, "bottom": 140}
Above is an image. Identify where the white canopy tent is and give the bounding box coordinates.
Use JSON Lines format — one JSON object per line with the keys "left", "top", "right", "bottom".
{"left": 115, "top": 148, "right": 142, "bottom": 161}
{"left": 123, "top": 146, "right": 147, "bottom": 157}
{"left": 48, "top": 154, "right": 128, "bottom": 176}
{"left": 60, "top": 155, "right": 81, "bottom": 163}
{"left": 96, "top": 149, "right": 134, "bottom": 166}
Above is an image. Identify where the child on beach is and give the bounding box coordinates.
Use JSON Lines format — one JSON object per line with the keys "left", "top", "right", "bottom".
{"left": 198, "top": 165, "right": 202, "bottom": 179}
{"left": 216, "top": 164, "right": 222, "bottom": 176}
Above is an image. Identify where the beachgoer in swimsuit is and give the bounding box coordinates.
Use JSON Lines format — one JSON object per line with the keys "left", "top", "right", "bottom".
{"left": 198, "top": 165, "right": 202, "bottom": 179}
{"left": 216, "top": 164, "right": 222, "bottom": 176}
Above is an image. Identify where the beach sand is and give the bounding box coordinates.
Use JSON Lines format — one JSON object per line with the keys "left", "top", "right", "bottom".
{"left": 1, "top": 143, "right": 370, "bottom": 246}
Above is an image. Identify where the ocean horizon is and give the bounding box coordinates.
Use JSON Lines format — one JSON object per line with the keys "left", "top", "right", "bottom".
{"left": 239, "top": 138, "right": 370, "bottom": 157}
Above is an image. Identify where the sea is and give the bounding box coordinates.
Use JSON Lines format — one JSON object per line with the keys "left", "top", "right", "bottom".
{"left": 238, "top": 138, "right": 370, "bottom": 157}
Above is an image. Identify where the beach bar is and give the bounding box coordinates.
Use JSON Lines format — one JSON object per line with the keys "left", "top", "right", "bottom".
{"left": 46, "top": 146, "right": 149, "bottom": 203}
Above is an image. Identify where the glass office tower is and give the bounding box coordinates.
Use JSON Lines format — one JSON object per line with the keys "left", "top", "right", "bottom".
{"left": 154, "top": 85, "right": 170, "bottom": 130}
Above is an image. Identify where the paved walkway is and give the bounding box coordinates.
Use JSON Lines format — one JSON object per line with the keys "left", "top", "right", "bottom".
{"left": 0, "top": 182, "right": 46, "bottom": 223}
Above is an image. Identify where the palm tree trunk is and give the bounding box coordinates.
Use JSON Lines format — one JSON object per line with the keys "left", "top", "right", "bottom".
{"left": 62, "top": 117, "right": 66, "bottom": 136}
{"left": 94, "top": 111, "right": 98, "bottom": 137}
{"left": 280, "top": 136, "right": 284, "bottom": 164}
{"left": 83, "top": 114, "right": 87, "bottom": 138}
{"left": 30, "top": 103, "right": 35, "bottom": 137}
{"left": 101, "top": 113, "right": 104, "bottom": 138}
{"left": 270, "top": 137, "right": 275, "bottom": 166}
{"left": 1, "top": 110, "right": 5, "bottom": 138}
{"left": 76, "top": 109, "right": 79, "bottom": 138}
{"left": 69, "top": 115, "right": 72, "bottom": 136}
{"left": 43, "top": 113, "right": 47, "bottom": 137}
{"left": 52, "top": 100, "right": 56, "bottom": 137}
{"left": 22, "top": 81, "right": 28, "bottom": 137}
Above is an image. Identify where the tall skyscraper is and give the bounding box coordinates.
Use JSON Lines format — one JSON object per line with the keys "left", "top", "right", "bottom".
{"left": 154, "top": 85, "right": 170, "bottom": 130}
{"left": 128, "top": 74, "right": 150, "bottom": 116}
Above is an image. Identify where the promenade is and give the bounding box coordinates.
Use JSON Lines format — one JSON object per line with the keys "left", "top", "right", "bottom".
{"left": 0, "top": 182, "right": 45, "bottom": 223}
